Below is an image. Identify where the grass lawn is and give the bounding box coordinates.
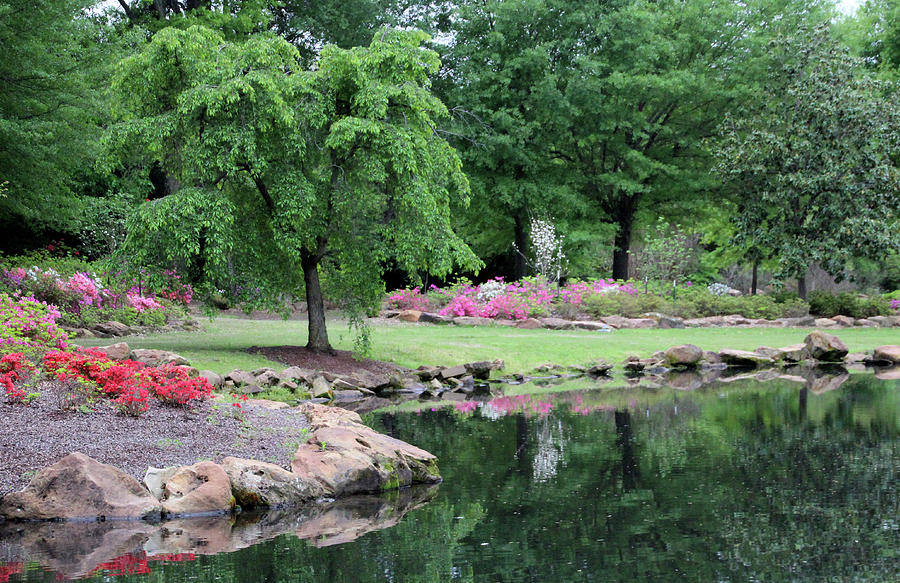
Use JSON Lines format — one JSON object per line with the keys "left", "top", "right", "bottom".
{"left": 79, "top": 316, "right": 900, "bottom": 374}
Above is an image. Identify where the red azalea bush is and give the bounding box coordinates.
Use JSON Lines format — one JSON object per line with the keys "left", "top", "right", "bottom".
{"left": 41, "top": 348, "right": 213, "bottom": 416}
{"left": 0, "top": 352, "right": 37, "bottom": 403}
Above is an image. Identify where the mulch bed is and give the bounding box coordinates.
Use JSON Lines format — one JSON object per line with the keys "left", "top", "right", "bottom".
{"left": 0, "top": 380, "right": 311, "bottom": 496}
{"left": 245, "top": 345, "right": 406, "bottom": 377}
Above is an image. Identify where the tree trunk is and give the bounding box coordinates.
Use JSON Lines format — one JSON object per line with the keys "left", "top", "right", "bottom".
{"left": 612, "top": 213, "right": 634, "bottom": 281}
{"left": 797, "top": 274, "right": 807, "bottom": 300}
{"left": 513, "top": 213, "right": 528, "bottom": 280}
{"left": 614, "top": 409, "right": 639, "bottom": 490}
{"left": 302, "top": 251, "right": 332, "bottom": 353}
{"left": 751, "top": 261, "right": 758, "bottom": 296}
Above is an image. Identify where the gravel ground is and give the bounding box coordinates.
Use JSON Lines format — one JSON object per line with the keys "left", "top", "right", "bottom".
{"left": 0, "top": 380, "right": 311, "bottom": 496}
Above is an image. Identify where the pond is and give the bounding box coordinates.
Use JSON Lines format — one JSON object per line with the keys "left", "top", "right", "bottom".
{"left": 2, "top": 373, "right": 898, "bottom": 582}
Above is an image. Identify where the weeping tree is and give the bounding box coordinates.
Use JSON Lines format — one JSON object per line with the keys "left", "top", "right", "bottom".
{"left": 104, "top": 26, "right": 479, "bottom": 352}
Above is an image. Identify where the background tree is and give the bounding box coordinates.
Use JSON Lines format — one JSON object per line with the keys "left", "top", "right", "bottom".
{"left": 715, "top": 26, "right": 900, "bottom": 298}
{"left": 0, "top": 0, "right": 111, "bottom": 251}
{"left": 105, "top": 26, "right": 479, "bottom": 352}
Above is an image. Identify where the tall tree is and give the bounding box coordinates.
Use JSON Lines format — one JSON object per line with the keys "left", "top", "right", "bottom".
{"left": 715, "top": 26, "right": 900, "bottom": 298}
{"left": 104, "top": 26, "right": 479, "bottom": 352}
{"left": 0, "top": 0, "right": 109, "bottom": 249}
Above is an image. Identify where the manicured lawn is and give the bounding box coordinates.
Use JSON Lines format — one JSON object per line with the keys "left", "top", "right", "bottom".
{"left": 78, "top": 316, "right": 900, "bottom": 374}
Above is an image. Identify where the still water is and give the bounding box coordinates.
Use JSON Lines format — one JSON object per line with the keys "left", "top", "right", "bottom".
{"left": 2, "top": 374, "right": 898, "bottom": 582}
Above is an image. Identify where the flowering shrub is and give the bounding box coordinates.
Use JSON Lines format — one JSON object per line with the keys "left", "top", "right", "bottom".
{"left": 707, "top": 282, "right": 732, "bottom": 296}
{"left": 1, "top": 352, "right": 37, "bottom": 404}
{"left": 0, "top": 265, "right": 178, "bottom": 327}
{"left": 891, "top": 299, "right": 899, "bottom": 311}
{"left": 0, "top": 293, "right": 68, "bottom": 354}
{"left": 386, "top": 287, "right": 430, "bottom": 311}
{"left": 42, "top": 348, "right": 212, "bottom": 416}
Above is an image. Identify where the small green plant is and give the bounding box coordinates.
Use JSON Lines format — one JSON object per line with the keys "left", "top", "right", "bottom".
{"left": 155, "top": 438, "right": 182, "bottom": 449}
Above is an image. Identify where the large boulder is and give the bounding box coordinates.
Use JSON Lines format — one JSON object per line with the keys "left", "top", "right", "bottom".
{"left": 873, "top": 345, "right": 900, "bottom": 365}
{"left": 804, "top": 330, "right": 849, "bottom": 362}
{"left": 159, "top": 462, "right": 235, "bottom": 517}
{"left": 95, "top": 342, "right": 130, "bottom": 361}
{"left": 418, "top": 312, "right": 453, "bottom": 325}
{"left": 129, "top": 349, "right": 189, "bottom": 367}
{"left": 453, "top": 316, "right": 494, "bottom": 326}
{"left": 0, "top": 452, "right": 161, "bottom": 521}
{"left": 515, "top": 318, "right": 542, "bottom": 329}
{"left": 398, "top": 310, "right": 422, "bottom": 323}
{"left": 779, "top": 344, "right": 809, "bottom": 362}
{"left": 94, "top": 321, "right": 132, "bottom": 336}
{"left": 291, "top": 424, "right": 440, "bottom": 496}
{"left": 665, "top": 344, "right": 703, "bottom": 368}
{"left": 538, "top": 318, "right": 575, "bottom": 330}
{"left": 222, "top": 457, "right": 325, "bottom": 508}
{"left": 573, "top": 321, "right": 614, "bottom": 332}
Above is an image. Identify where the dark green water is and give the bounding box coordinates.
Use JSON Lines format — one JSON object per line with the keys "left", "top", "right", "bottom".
{"left": 3, "top": 374, "right": 899, "bottom": 582}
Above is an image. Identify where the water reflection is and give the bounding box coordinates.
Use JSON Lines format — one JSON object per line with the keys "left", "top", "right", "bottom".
{"left": 0, "top": 485, "right": 437, "bottom": 581}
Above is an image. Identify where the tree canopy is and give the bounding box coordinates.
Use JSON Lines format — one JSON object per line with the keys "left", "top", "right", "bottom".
{"left": 716, "top": 26, "right": 900, "bottom": 297}
{"left": 105, "top": 25, "right": 479, "bottom": 351}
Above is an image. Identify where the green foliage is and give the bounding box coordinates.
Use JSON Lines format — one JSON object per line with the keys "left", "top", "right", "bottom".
{"left": 106, "top": 25, "right": 480, "bottom": 350}
{"left": 716, "top": 26, "right": 900, "bottom": 284}
{"left": 806, "top": 290, "right": 892, "bottom": 319}
{"left": 582, "top": 289, "right": 809, "bottom": 320}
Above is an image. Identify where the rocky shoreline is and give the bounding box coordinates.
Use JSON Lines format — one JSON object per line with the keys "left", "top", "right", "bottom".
{"left": 0, "top": 404, "right": 440, "bottom": 522}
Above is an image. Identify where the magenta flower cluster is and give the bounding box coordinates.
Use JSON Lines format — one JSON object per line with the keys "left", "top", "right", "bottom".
{"left": 891, "top": 299, "right": 900, "bottom": 311}
{"left": 428, "top": 277, "right": 637, "bottom": 320}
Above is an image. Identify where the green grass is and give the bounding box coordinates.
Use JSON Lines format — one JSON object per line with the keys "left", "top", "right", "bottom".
{"left": 78, "top": 316, "right": 900, "bottom": 374}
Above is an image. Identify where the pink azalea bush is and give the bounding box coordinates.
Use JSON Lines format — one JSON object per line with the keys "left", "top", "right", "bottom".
{"left": 386, "top": 287, "right": 430, "bottom": 311}
{"left": 891, "top": 299, "right": 900, "bottom": 311}
{"left": 412, "top": 277, "right": 638, "bottom": 321}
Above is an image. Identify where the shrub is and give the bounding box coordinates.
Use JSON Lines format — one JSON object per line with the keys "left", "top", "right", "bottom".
{"left": 385, "top": 287, "right": 430, "bottom": 311}
{"left": 808, "top": 291, "right": 891, "bottom": 319}
{"left": 0, "top": 293, "right": 68, "bottom": 355}
{"left": 1, "top": 352, "right": 38, "bottom": 404}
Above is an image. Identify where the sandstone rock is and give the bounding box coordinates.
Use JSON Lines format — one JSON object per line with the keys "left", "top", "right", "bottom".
{"left": 160, "top": 462, "right": 234, "bottom": 516}
{"left": 311, "top": 376, "right": 332, "bottom": 399}
{"left": 702, "top": 351, "right": 722, "bottom": 365}
{"left": 598, "top": 315, "right": 629, "bottom": 329}
{"left": 754, "top": 346, "right": 784, "bottom": 360}
{"left": 655, "top": 316, "right": 685, "bottom": 329}
{"left": 814, "top": 318, "right": 837, "bottom": 328}
{"left": 238, "top": 384, "right": 265, "bottom": 395}
{"left": 845, "top": 352, "right": 868, "bottom": 363}
{"left": 278, "top": 379, "right": 299, "bottom": 391}
{"left": 94, "top": 321, "right": 132, "bottom": 336}
{"left": 252, "top": 370, "right": 280, "bottom": 387}
{"left": 464, "top": 361, "right": 494, "bottom": 380}
{"left": 198, "top": 370, "right": 223, "bottom": 389}
{"left": 777, "top": 316, "right": 816, "bottom": 327}
{"left": 0, "top": 452, "right": 161, "bottom": 521}
{"left": 868, "top": 315, "right": 900, "bottom": 327}
{"left": 333, "top": 389, "right": 366, "bottom": 402}
{"left": 414, "top": 366, "right": 442, "bottom": 381}
{"left": 332, "top": 378, "right": 359, "bottom": 391}
{"left": 130, "top": 349, "right": 189, "bottom": 367}
{"left": 855, "top": 318, "right": 879, "bottom": 327}
{"left": 291, "top": 424, "right": 440, "bottom": 496}
{"left": 623, "top": 357, "right": 644, "bottom": 372}
{"left": 418, "top": 312, "right": 453, "bottom": 325}
{"left": 281, "top": 366, "right": 316, "bottom": 386}
{"left": 222, "top": 457, "right": 325, "bottom": 508}
{"left": 573, "top": 321, "right": 614, "bottom": 332}
{"left": 622, "top": 318, "right": 657, "bottom": 329}
{"left": 95, "top": 342, "right": 130, "bottom": 361}
{"left": 718, "top": 349, "right": 774, "bottom": 368}
{"left": 224, "top": 369, "right": 255, "bottom": 387}
{"left": 453, "top": 316, "right": 494, "bottom": 326}
{"left": 143, "top": 466, "right": 179, "bottom": 500}
{"left": 779, "top": 344, "right": 809, "bottom": 362}
{"left": 428, "top": 379, "right": 444, "bottom": 391}
{"left": 398, "top": 310, "right": 422, "bottom": 323}
{"left": 539, "top": 317, "right": 575, "bottom": 330}
{"left": 807, "top": 372, "right": 850, "bottom": 395}
{"left": 440, "top": 364, "right": 468, "bottom": 380}
{"left": 665, "top": 344, "right": 703, "bottom": 368}
{"left": 245, "top": 398, "right": 290, "bottom": 409}
{"left": 587, "top": 362, "right": 613, "bottom": 376}
{"left": 298, "top": 402, "right": 362, "bottom": 429}
{"left": 251, "top": 367, "right": 277, "bottom": 377}
{"left": 831, "top": 315, "right": 855, "bottom": 327}
{"left": 804, "top": 330, "right": 849, "bottom": 362}
{"left": 515, "top": 318, "right": 542, "bottom": 329}
{"left": 381, "top": 309, "right": 401, "bottom": 318}
{"left": 684, "top": 316, "right": 723, "bottom": 327}
{"left": 873, "top": 345, "right": 900, "bottom": 365}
